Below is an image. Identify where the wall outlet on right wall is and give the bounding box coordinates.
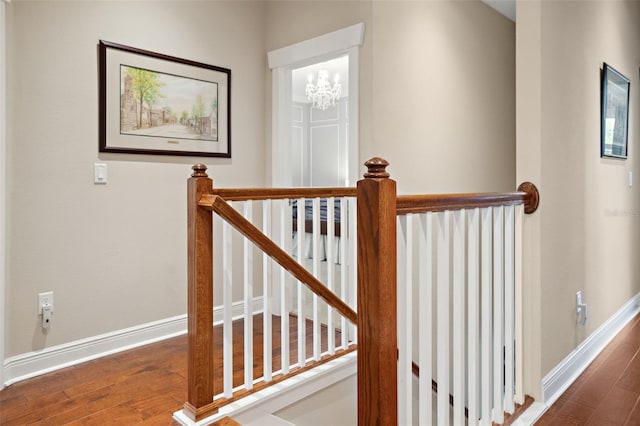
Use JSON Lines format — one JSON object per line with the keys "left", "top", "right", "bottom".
{"left": 576, "top": 291, "right": 587, "bottom": 326}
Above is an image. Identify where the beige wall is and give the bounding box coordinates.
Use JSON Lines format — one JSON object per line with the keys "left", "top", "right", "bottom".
{"left": 5, "top": 1, "right": 266, "bottom": 357}
{"left": 369, "top": 0, "right": 516, "bottom": 194}
{"left": 518, "top": 0, "right": 640, "bottom": 382}
{"left": 4, "top": 0, "right": 515, "bottom": 361}
{"left": 265, "top": 0, "right": 515, "bottom": 194}
{"left": 540, "top": 0, "right": 640, "bottom": 375}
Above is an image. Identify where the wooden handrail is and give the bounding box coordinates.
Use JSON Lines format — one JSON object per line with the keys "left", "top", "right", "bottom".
{"left": 396, "top": 182, "right": 539, "bottom": 215}
{"left": 211, "top": 187, "right": 356, "bottom": 201}
{"left": 397, "top": 192, "right": 526, "bottom": 214}
{"left": 198, "top": 193, "right": 358, "bottom": 324}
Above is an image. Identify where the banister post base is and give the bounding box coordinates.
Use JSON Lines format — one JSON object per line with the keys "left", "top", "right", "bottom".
{"left": 183, "top": 402, "right": 219, "bottom": 422}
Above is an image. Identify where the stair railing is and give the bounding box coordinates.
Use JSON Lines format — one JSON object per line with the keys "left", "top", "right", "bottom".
{"left": 184, "top": 165, "right": 359, "bottom": 422}
{"left": 183, "top": 158, "right": 539, "bottom": 425}
{"left": 356, "top": 157, "right": 539, "bottom": 425}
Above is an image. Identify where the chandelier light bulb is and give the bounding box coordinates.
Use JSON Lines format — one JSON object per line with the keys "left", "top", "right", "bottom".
{"left": 305, "top": 69, "right": 342, "bottom": 111}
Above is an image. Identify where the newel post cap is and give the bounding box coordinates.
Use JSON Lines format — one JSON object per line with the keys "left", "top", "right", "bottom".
{"left": 191, "top": 164, "right": 208, "bottom": 178}
{"left": 364, "top": 157, "right": 390, "bottom": 178}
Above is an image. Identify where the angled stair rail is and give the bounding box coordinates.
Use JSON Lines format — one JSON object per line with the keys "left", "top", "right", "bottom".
{"left": 198, "top": 193, "right": 357, "bottom": 324}
{"left": 183, "top": 165, "right": 359, "bottom": 423}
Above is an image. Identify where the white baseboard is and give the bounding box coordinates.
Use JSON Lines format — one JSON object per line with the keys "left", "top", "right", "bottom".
{"left": 2, "top": 297, "right": 263, "bottom": 387}
{"left": 541, "top": 292, "right": 640, "bottom": 405}
{"left": 511, "top": 401, "right": 546, "bottom": 426}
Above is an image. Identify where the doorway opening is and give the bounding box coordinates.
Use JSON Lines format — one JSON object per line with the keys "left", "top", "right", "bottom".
{"left": 267, "top": 25, "right": 365, "bottom": 342}
{"left": 267, "top": 23, "right": 364, "bottom": 188}
{"left": 291, "top": 55, "right": 349, "bottom": 188}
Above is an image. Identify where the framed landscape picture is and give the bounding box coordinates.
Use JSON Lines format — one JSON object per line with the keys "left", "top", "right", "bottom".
{"left": 99, "top": 40, "right": 231, "bottom": 157}
{"left": 601, "top": 63, "right": 630, "bottom": 159}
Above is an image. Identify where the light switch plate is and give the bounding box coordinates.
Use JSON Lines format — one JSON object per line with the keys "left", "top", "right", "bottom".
{"left": 94, "top": 163, "right": 107, "bottom": 184}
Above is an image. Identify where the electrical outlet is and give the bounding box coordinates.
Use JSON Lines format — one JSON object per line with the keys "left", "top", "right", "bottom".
{"left": 576, "top": 291, "right": 588, "bottom": 326}
{"left": 38, "top": 291, "right": 54, "bottom": 314}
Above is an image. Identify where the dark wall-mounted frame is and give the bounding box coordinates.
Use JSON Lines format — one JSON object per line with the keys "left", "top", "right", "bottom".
{"left": 99, "top": 40, "right": 231, "bottom": 158}
{"left": 601, "top": 63, "right": 630, "bottom": 159}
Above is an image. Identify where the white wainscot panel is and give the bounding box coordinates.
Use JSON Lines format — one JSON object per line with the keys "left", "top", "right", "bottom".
{"left": 310, "top": 104, "right": 339, "bottom": 123}
{"left": 310, "top": 125, "right": 340, "bottom": 187}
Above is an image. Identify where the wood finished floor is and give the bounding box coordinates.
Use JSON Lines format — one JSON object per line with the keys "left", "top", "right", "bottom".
{"left": 536, "top": 313, "right": 640, "bottom": 425}
{"left": 8, "top": 313, "right": 638, "bottom": 426}
{"left": 0, "top": 314, "right": 342, "bottom": 425}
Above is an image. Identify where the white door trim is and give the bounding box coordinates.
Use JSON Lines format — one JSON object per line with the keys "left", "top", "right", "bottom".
{"left": 267, "top": 23, "right": 364, "bottom": 70}
{"left": 268, "top": 23, "right": 365, "bottom": 187}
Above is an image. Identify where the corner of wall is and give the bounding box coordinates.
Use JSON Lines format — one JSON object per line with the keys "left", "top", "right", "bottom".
{"left": 0, "top": 0, "right": 7, "bottom": 390}
{"left": 515, "top": 0, "right": 543, "bottom": 400}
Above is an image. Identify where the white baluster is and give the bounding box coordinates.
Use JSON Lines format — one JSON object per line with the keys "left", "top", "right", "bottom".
{"left": 348, "top": 197, "right": 357, "bottom": 344}
{"left": 418, "top": 213, "right": 433, "bottom": 426}
{"left": 296, "top": 198, "right": 306, "bottom": 366}
{"left": 312, "top": 197, "right": 321, "bottom": 361}
{"left": 397, "top": 215, "right": 413, "bottom": 426}
{"left": 504, "top": 205, "right": 515, "bottom": 414}
{"left": 223, "top": 219, "right": 233, "bottom": 398}
{"left": 280, "top": 199, "right": 290, "bottom": 374}
{"left": 493, "top": 206, "right": 505, "bottom": 424}
{"left": 436, "top": 211, "right": 450, "bottom": 426}
{"left": 480, "top": 207, "right": 493, "bottom": 425}
{"left": 453, "top": 209, "right": 466, "bottom": 426}
{"left": 243, "top": 201, "right": 254, "bottom": 390}
{"left": 514, "top": 204, "right": 524, "bottom": 405}
{"left": 263, "top": 199, "right": 272, "bottom": 382}
{"left": 340, "top": 198, "right": 348, "bottom": 349}
{"left": 467, "top": 208, "right": 480, "bottom": 425}
{"left": 326, "top": 197, "right": 335, "bottom": 355}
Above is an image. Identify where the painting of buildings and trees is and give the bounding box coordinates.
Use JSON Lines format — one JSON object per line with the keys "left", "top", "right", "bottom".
{"left": 120, "top": 65, "right": 218, "bottom": 141}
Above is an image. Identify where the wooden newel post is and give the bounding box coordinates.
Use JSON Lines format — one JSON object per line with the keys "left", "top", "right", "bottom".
{"left": 357, "top": 157, "right": 398, "bottom": 426}
{"left": 185, "top": 164, "right": 216, "bottom": 420}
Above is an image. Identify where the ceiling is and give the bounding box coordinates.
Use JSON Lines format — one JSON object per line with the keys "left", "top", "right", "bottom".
{"left": 481, "top": 0, "right": 515, "bottom": 22}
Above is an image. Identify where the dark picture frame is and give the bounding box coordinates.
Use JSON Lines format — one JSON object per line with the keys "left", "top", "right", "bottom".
{"left": 601, "top": 63, "right": 630, "bottom": 159}
{"left": 99, "top": 40, "right": 231, "bottom": 158}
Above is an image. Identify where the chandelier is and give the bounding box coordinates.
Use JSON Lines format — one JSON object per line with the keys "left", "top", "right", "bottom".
{"left": 305, "top": 70, "right": 342, "bottom": 111}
